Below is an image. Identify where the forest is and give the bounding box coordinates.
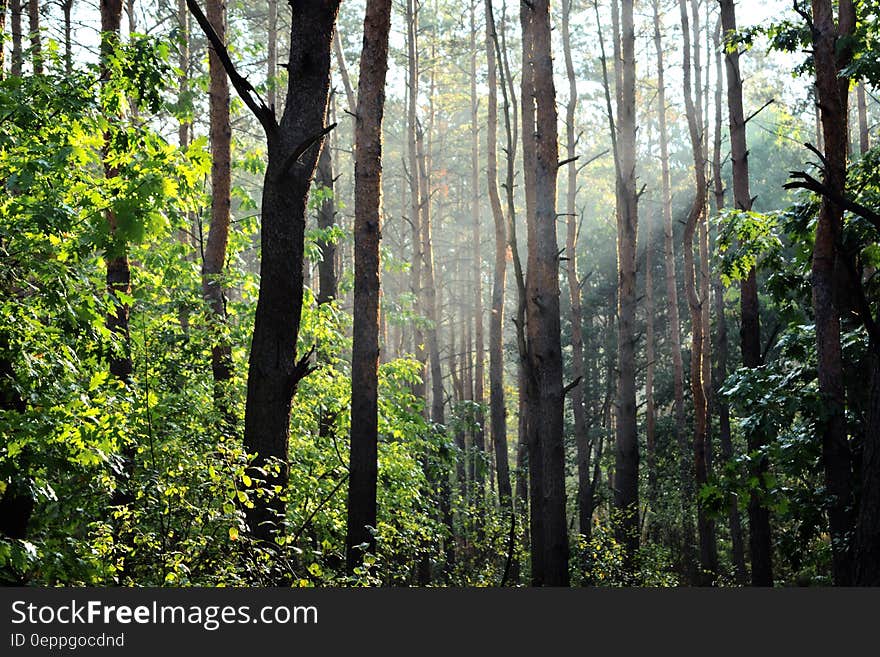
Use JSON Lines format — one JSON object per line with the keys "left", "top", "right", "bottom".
{"left": 0, "top": 0, "right": 879, "bottom": 588}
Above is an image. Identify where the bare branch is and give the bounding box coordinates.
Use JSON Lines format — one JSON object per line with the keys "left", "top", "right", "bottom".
{"left": 186, "top": 0, "right": 276, "bottom": 132}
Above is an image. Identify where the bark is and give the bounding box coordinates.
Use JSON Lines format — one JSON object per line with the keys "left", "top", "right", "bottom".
{"left": 11, "top": 0, "right": 21, "bottom": 76}
{"left": 188, "top": 0, "right": 340, "bottom": 546}
{"left": 202, "top": 0, "right": 234, "bottom": 417}
{"left": 718, "top": 0, "right": 772, "bottom": 586}
{"left": 0, "top": 0, "right": 5, "bottom": 75}
{"left": 27, "top": 0, "right": 40, "bottom": 74}
{"left": 267, "top": 0, "right": 277, "bottom": 111}
{"left": 470, "top": 0, "right": 486, "bottom": 502}
{"left": 679, "top": 0, "right": 717, "bottom": 585}
{"left": 404, "top": 0, "right": 426, "bottom": 407}
{"left": 526, "top": 0, "right": 568, "bottom": 587}
{"left": 316, "top": 101, "right": 337, "bottom": 305}
{"left": 346, "top": 0, "right": 392, "bottom": 574}
{"left": 712, "top": 8, "right": 748, "bottom": 585}
{"left": 652, "top": 0, "right": 694, "bottom": 582}
{"left": 809, "top": 0, "right": 855, "bottom": 586}
{"left": 62, "top": 0, "right": 73, "bottom": 75}
{"left": 857, "top": 82, "right": 869, "bottom": 155}
{"left": 417, "top": 119, "right": 444, "bottom": 427}
{"left": 613, "top": 0, "right": 640, "bottom": 570}
{"left": 519, "top": 0, "right": 543, "bottom": 586}
{"left": 561, "top": 0, "right": 591, "bottom": 540}
{"left": 485, "top": 0, "right": 511, "bottom": 509}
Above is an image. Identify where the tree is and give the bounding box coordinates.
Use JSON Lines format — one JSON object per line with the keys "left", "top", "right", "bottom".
{"left": 711, "top": 10, "right": 748, "bottom": 585}
{"left": 346, "top": 0, "right": 393, "bottom": 575}
{"left": 484, "top": 0, "right": 512, "bottom": 512}
{"left": 808, "top": 0, "right": 856, "bottom": 587}
{"left": 718, "top": 0, "right": 773, "bottom": 586}
{"left": 187, "top": 0, "right": 341, "bottom": 548}
{"left": 678, "top": 0, "right": 717, "bottom": 585}
{"left": 202, "top": 0, "right": 234, "bottom": 417}
{"left": 613, "top": 0, "right": 640, "bottom": 571}
{"left": 525, "top": 0, "right": 568, "bottom": 587}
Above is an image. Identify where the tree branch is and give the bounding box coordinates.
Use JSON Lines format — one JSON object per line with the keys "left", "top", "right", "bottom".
{"left": 784, "top": 170, "right": 880, "bottom": 234}
{"left": 280, "top": 123, "right": 338, "bottom": 179}
{"left": 186, "top": 0, "right": 276, "bottom": 132}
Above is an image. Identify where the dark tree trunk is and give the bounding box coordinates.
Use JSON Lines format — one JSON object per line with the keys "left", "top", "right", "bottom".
{"left": 855, "top": 351, "right": 880, "bottom": 584}
{"left": 10, "top": 0, "right": 21, "bottom": 76}
{"left": 346, "top": 0, "right": 392, "bottom": 574}
{"left": 526, "top": 0, "right": 568, "bottom": 587}
{"left": 718, "top": 0, "right": 772, "bottom": 587}
{"left": 188, "top": 0, "right": 342, "bottom": 545}
{"left": 809, "top": 0, "right": 855, "bottom": 587}
{"left": 27, "top": 0, "right": 40, "bottom": 74}
{"left": 712, "top": 11, "right": 748, "bottom": 584}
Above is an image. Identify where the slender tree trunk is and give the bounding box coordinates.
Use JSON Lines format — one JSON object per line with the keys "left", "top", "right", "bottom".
{"left": 404, "top": 0, "right": 426, "bottom": 407}
{"left": 267, "top": 0, "right": 277, "bottom": 112}
{"left": 718, "top": 0, "right": 772, "bottom": 586}
{"left": 27, "top": 0, "right": 40, "bottom": 74}
{"left": 316, "top": 101, "right": 337, "bottom": 304}
{"left": 679, "top": 0, "right": 717, "bottom": 586}
{"left": 0, "top": 0, "right": 5, "bottom": 76}
{"left": 652, "top": 0, "right": 694, "bottom": 582}
{"left": 202, "top": 0, "right": 234, "bottom": 420}
{"left": 62, "top": 0, "right": 73, "bottom": 75}
{"left": 470, "top": 0, "right": 487, "bottom": 504}
{"left": 857, "top": 82, "right": 869, "bottom": 154}
{"left": 346, "top": 0, "right": 392, "bottom": 574}
{"left": 10, "top": 0, "right": 21, "bottom": 76}
{"left": 526, "top": 0, "right": 568, "bottom": 587}
{"left": 809, "top": 0, "right": 855, "bottom": 587}
{"left": 712, "top": 8, "right": 748, "bottom": 585}
{"left": 612, "top": 0, "right": 640, "bottom": 572}
{"left": 485, "top": 0, "right": 511, "bottom": 510}
{"left": 561, "top": 0, "right": 591, "bottom": 541}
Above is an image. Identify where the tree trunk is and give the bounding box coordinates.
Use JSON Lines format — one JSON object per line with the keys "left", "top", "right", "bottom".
{"left": 316, "top": 101, "right": 337, "bottom": 305}
{"left": 62, "top": 0, "right": 73, "bottom": 75}
{"left": 652, "top": 0, "right": 694, "bottom": 582}
{"left": 485, "top": 0, "right": 511, "bottom": 510}
{"left": 612, "top": 0, "right": 640, "bottom": 572}
{"left": 346, "top": 0, "right": 392, "bottom": 574}
{"left": 469, "top": 0, "right": 486, "bottom": 505}
{"left": 561, "top": 0, "right": 591, "bottom": 542}
{"left": 857, "top": 82, "right": 869, "bottom": 154}
{"left": 27, "top": 0, "right": 40, "bottom": 74}
{"left": 718, "top": 0, "right": 772, "bottom": 586}
{"left": 187, "top": 0, "right": 345, "bottom": 547}
{"left": 404, "top": 0, "right": 426, "bottom": 408}
{"left": 855, "top": 351, "right": 880, "bottom": 584}
{"left": 202, "top": 0, "right": 234, "bottom": 420}
{"left": 809, "top": 0, "right": 855, "bottom": 587}
{"left": 679, "top": 0, "right": 717, "bottom": 586}
{"left": 712, "top": 8, "right": 748, "bottom": 585}
{"left": 10, "top": 0, "right": 21, "bottom": 76}
{"left": 526, "top": 0, "right": 568, "bottom": 587}
{"left": 267, "top": 0, "right": 277, "bottom": 111}
{"left": 519, "top": 0, "right": 543, "bottom": 587}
